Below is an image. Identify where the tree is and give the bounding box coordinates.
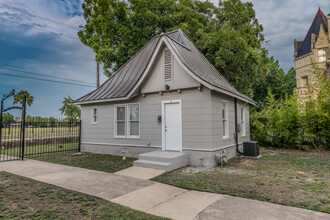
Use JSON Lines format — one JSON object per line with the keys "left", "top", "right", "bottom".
{"left": 253, "top": 57, "right": 296, "bottom": 110}
{"left": 2, "top": 113, "right": 15, "bottom": 123}
{"left": 13, "top": 90, "right": 34, "bottom": 106}
{"left": 59, "top": 96, "right": 81, "bottom": 120}
{"left": 78, "top": 0, "right": 265, "bottom": 96}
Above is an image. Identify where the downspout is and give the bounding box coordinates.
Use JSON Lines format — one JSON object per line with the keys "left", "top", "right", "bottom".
{"left": 234, "top": 98, "right": 243, "bottom": 154}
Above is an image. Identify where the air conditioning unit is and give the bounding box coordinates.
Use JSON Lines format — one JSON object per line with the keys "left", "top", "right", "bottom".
{"left": 243, "top": 141, "right": 259, "bottom": 157}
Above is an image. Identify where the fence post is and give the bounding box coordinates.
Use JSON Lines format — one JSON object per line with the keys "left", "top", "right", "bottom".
{"left": 0, "top": 99, "right": 3, "bottom": 156}
{"left": 21, "top": 95, "right": 27, "bottom": 160}
{"left": 78, "top": 119, "right": 81, "bottom": 152}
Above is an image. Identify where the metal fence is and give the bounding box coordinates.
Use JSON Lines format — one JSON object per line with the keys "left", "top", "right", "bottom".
{"left": 0, "top": 118, "right": 81, "bottom": 162}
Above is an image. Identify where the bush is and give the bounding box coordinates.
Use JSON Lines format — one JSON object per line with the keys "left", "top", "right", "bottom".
{"left": 251, "top": 63, "right": 329, "bottom": 150}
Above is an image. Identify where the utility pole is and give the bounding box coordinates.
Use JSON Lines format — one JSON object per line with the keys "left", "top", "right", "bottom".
{"left": 96, "top": 61, "right": 100, "bottom": 88}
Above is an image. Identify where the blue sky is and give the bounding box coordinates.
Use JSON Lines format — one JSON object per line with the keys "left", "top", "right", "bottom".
{"left": 0, "top": 0, "right": 329, "bottom": 118}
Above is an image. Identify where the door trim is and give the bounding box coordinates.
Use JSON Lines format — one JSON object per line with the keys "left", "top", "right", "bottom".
{"left": 161, "top": 99, "right": 182, "bottom": 152}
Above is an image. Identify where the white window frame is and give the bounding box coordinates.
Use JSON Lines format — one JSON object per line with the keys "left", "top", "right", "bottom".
{"left": 128, "top": 104, "right": 140, "bottom": 138}
{"left": 241, "top": 106, "right": 246, "bottom": 137}
{"left": 114, "top": 103, "right": 140, "bottom": 138}
{"left": 91, "top": 106, "right": 98, "bottom": 124}
{"left": 114, "top": 104, "right": 126, "bottom": 138}
{"left": 222, "top": 100, "right": 229, "bottom": 139}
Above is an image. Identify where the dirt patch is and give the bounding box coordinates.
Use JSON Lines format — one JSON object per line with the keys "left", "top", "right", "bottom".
{"left": 221, "top": 168, "right": 248, "bottom": 175}
{"left": 182, "top": 166, "right": 213, "bottom": 174}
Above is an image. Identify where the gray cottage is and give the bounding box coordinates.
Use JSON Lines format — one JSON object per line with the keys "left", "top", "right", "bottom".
{"left": 75, "top": 29, "right": 255, "bottom": 170}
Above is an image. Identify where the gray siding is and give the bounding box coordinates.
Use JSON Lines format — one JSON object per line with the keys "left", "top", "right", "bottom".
{"left": 81, "top": 87, "right": 213, "bottom": 151}
{"left": 211, "top": 91, "right": 250, "bottom": 150}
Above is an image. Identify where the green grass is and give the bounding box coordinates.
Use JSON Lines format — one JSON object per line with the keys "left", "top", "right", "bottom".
{"left": 153, "top": 148, "right": 330, "bottom": 213}
{"left": 0, "top": 172, "right": 168, "bottom": 219}
{"left": 36, "top": 152, "right": 136, "bottom": 173}
{"left": 2, "top": 143, "right": 79, "bottom": 158}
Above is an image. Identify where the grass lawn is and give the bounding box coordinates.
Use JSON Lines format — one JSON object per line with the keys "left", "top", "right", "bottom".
{"left": 153, "top": 148, "right": 330, "bottom": 213}
{"left": 36, "top": 152, "right": 136, "bottom": 173}
{"left": 0, "top": 172, "right": 167, "bottom": 220}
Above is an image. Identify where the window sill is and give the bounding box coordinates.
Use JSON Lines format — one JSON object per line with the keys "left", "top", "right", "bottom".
{"left": 113, "top": 136, "right": 141, "bottom": 140}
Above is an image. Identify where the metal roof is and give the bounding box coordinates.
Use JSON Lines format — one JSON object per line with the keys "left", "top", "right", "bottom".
{"left": 75, "top": 29, "right": 254, "bottom": 104}
{"left": 296, "top": 9, "right": 328, "bottom": 58}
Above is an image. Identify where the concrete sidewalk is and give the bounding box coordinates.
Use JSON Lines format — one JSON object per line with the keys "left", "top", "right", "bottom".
{"left": 0, "top": 160, "right": 329, "bottom": 220}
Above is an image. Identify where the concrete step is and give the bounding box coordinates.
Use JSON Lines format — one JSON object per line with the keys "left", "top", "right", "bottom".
{"left": 133, "top": 160, "right": 172, "bottom": 171}
{"left": 134, "top": 151, "right": 189, "bottom": 171}
{"left": 138, "top": 151, "right": 188, "bottom": 163}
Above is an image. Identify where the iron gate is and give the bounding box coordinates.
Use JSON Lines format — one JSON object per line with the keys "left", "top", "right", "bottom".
{"left": 0, "top": 90, "right": 26, "bottom": 162}
{"left": 0, "top": 90, "right": 81, "bottom": 162}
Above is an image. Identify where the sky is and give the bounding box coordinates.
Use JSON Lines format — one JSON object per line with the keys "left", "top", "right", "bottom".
{"left": 0, "top": 0, "right": 329, "bottom": 118}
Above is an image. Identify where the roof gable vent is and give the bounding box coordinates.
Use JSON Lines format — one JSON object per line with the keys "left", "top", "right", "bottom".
{"left": 164, "top": 50, "right": 172, "bottom": 81}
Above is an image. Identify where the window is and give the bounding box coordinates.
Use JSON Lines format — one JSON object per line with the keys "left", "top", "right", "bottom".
{"left": 241, "top": 106, "right": 246, "bottom": 137}
{"left": 318, "top": 49, "right": 326, "bottom": 62}
{"left": 302, "top": 76, "right": 308, "bottom": 87}
{"left": 116, "top": 106, "right": 126, "bottom": 136}
{"left": 91, "top": 107, "right": 97, "bottom": 124}
{"left": 115, "top": 104, "right": 140, "bottom": 138}
{"left": 129, "top": 104, "right": 140, "bottom": 136}
{"left": 164, "top": 50, "right": 172, "bottom": 81}
{"left": 222, "top": 101, "right": 229, "bottom": 139}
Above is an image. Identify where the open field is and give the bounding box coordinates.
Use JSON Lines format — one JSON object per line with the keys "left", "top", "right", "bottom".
{"left": 153, "top": 148, "right": 330, "bottom": 213}
{"left": 1, "top": 126, "right": 79, "bottom": 140}
{"left": 37, "top": 153, "right": 136, "bottom": 173}
{"left": 0, "top": 172, "right": 167, "bottom": 219}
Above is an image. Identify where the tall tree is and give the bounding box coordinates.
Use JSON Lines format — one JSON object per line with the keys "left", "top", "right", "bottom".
{"left": 13, "top": 90, "right": 34, "bottom": 106}
{"left": 59, "top": 96, "right": 81, "bottom": 120}
{"left": 253, "top": 57, "right": 296, "bottom": 110}
{"left": 78, "top": 0, "right": 265, "bottom": 96}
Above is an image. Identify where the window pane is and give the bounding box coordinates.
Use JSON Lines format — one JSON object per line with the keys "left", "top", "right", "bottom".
{"left": 241, "top": 107, "right": 244, "bottom": 122}
{"left": 117, "top": 122, "right": 125, "bottom": 136}
{"left": 93, "top": 116, "right": 97, "bottom": 123}
{"left": 130, "top": 122, "right": 139, "bottom": 136}
{"left": 222, "top": 102, "right": 226, "bottom": 119}
{"left": 223, "top": 121, "right": 226, "bottom": 136}
{"left": 130, "top": 105, "right": 139, "bottom": 120}
{"left": 94, "top": 108, "right": 97, "bottom": 115}
{"left": 117, "top": 107, "right": 125, "bottom": 120}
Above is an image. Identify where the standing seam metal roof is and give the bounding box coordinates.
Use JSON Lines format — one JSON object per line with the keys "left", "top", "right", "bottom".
{"left": 75, "top": 29, "right": 254, "bottom": 103}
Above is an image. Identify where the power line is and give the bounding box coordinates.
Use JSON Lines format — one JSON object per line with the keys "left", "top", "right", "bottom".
{"left": 0, "top": 17, "right": 80, "bottom": 41}
{"left": 0, "top": 66, "right": 94, "bottom": 85}
{"left": 0, "top": 3, "right": 80, "bottom": 31}
{"left": 0, "top": 52, "right": 94, "bottom": 68}
{"left": 0, "top": 72, "right": 95, "bottom": 88}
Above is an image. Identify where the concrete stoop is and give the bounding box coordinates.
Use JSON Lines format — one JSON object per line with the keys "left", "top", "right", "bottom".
{"left": 133, "top": 151, "right": 188, "bottom": 171}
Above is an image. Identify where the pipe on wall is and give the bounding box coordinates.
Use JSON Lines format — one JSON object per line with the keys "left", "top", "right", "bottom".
{"left": 234, "top": 98, "right": 243, "bottom": 154}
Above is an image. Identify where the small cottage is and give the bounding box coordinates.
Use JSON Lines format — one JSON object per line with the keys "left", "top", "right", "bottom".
{"left": 75, "top": 29, "right": 255, "bottom": 170}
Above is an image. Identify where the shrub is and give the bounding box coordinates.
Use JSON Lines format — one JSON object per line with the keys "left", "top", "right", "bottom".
{"left": 251, "top": 63, "right": 329, "bottom": 150}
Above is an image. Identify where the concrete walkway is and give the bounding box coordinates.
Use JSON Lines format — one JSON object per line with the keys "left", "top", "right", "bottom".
{"left": 0, "top": 160, "right": 329, "bottom": 220}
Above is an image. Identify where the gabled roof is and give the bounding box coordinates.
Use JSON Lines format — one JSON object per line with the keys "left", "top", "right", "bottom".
{"left": 296, "top": 8, "right": 328, "bottom": 58}
{"left": 75, "top": 29, "right": 255, "bottom": 105}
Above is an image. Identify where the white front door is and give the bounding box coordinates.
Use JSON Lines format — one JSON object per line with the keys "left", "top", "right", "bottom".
{"left": 163, "top": 100, "right": 182, "bottom": 152}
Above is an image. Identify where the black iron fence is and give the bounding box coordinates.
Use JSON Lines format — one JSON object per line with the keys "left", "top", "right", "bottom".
{"left": 0, "top": 118, "right": 80, "bottom": 162}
